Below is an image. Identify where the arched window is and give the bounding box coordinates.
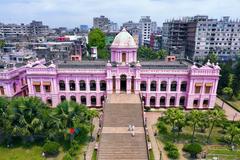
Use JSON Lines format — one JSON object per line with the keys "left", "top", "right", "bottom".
{"left": 171, "top": 81, "right": 177, "bottom": 91}
{"left": 203, "top": 99, "right": 209, "bottom": 108}
{"left": 179, "top": 96, "right": 185, "bottom": 106}
{"left": 91, "top": 96, "right": 96, "bottom": 106}
{"left": 69, "top": 80, "right": 76, "bottom": 91}
{"left": 59, "top": 80, "right": 65, "bottom": 91}
{"left": 140, "top": 81, "right": 147, "bottom": 91}
{"left": 13, "top": 82, "right": 17, "bottom": 93}
{"left": 170, "top": 97, "right": 175, "bottom": 106}
{"left": 70, "top": 95, "right": 76, "bottom": 102}
{"left": 81, "top": 96, "right": 86, "bottom": 105}
{"left": 60, "top": 95, "right": 66, "bottom": 102}
{"left": 90, "top": 80, "right": 96, "bottom": 91}
{"left": 160, "top": 96, "right": 166, "bottom": 106}
{"left": 150, "top": 96, "right": 156, "bottom": 107}
{"left": 79, "top": 80, "right": 86, "bottom": 91}
{"left": 142, "top": 96, "right": 146, "bottom": 105}
{"left": 101, "top": 96, "right": 105, "bottom": 105}
{"left": 160, "top": 81, "right": 167, "bottom": 91}
{"left": 180, "top": 81, "right": 187, "bottom": 92}
{"left": 46, "top": 98, "right": 52, "bottom": 106}
{"left": 100, "top": 80, "right": 106, "bottom": 91}
{"left": 150, "top": 81, "right": 157, "bottom": 91}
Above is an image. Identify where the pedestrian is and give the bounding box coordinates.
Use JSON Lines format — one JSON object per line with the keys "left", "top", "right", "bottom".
{"left": 132, "top": 125, "right": 135, "bottom": 131}
{"left": 128, "top": 124, "right": 132, "bottom": 131}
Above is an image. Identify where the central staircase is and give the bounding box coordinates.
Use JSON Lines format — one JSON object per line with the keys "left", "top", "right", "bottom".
{"left": 98, "top": 94, "right": 148, "bottom": 160}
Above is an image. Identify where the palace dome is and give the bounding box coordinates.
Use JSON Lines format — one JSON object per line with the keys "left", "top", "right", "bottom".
{"left": 111, "top": 28, "right": 137, "bottom": 48}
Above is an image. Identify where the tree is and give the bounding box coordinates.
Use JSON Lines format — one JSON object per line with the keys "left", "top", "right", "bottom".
{"left": 232, "top": 59, "right": 240, "bottom": 98}
{"left": 207, "top": 108, "right": 226, "bottom": 143}
{"left": 187, "top": 110, "right": 202, "bottom": 142}
{"left": 204, "top": 51, "right": 218, "bottom": 64}
{"left": 156, "top": 49, "right": 168, "bottom": 60}
{"left": 183, "top": 143, "right": 202, "bottom": 158}
{"left": 196, "top": 111, "right": 209, "bottom": 133}
{"left": 88, "top": 28, "right": 105, "bottom": 49}
{"left": 225, "top": 123, "right": 240, "bottom": 145}
{"left": 0, "top": 40, "right": 5, "bottom": 49}
{"left": 98, "top": 48, "right": 109, "bottom": 60}
{"left": 0, "top": 97, "right": 9, "bottom": 136}
{"left": 163, "top": 108, "right": 186, "bottom": 140}
{"left": 137, "top": 46, "right": 157, "bottom": 60}
{"left": 222, "top": 87, "right": 233, "bottom": 100}
{"left": 218, "top": 61, "right": 233, "bottom": 94}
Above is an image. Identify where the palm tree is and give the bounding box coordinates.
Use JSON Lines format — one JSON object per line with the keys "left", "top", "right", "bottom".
{"left": 187, "top": 110, "right": 202, "bottom": 142}
{"left": 156, "top": 49, "right": 168, "bottom": 60}
{"left": 207, "top": 108, "right": 225, "bottom": 143}
{"left": 196, "top": 111, "right": 210, "bottom": 133}
{"left": 226, "top": 124, "right": 240, "bottom": 146}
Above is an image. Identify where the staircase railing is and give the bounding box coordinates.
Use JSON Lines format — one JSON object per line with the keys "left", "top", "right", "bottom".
{"left": 96, "top": 94, "right": 107, "bottom": 160}
{"left": 139, "top": 93, "right": 150, "bottom": 160}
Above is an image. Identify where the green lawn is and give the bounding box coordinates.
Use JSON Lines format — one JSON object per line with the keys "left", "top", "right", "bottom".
{"left": 206, "top": 146, "right": 240, "bottom": 160}
{"left": 149, "top": 149, "right": 155, "bottom": 160}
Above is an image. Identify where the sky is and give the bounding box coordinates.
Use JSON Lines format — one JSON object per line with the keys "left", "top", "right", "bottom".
{"left": 0, "top": 0, "right": 239, "bottom": 28}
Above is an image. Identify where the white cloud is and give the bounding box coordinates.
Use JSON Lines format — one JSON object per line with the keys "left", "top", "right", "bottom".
{"left": 0, "top": 0, "right": 239, "bottom": 28}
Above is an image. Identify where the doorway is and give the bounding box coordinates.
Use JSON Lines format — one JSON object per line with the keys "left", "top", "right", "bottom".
{"left": 131, "top": 76, "right": 134, "bottom": 93}
{"left": 122, "top": 52, "right": 126, "bottom": 63}
{"left": 120, "top": 75, "right": 127, "bottom": 92}
{"left": 112, "top": 76, "right": 116, "bottom": 93}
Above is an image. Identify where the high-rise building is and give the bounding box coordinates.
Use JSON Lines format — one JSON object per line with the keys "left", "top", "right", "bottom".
{"left": 80, "top": 25, "right": 89, "bottom": 33}
{"left": 93, "top": 15, "right": 118, "bottom": 33}
{"left": 163, "top": 16, "right": 240, "bottom": 61}
{"left": 139, "top": 16, "right": 157, "bottom": 46}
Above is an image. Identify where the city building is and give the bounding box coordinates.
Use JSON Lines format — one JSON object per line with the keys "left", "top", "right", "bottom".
{"left": 162, "top": 18, "right": 189, "bottom": 58}
{"left": 139, "top": 16, "right": 157, "bottom": 46}
{"left": 0, "top": 28, "right": 220, "bottom": 110}
{"left": 163, "top": 16, "right": 240, "bottom": 61}
{"left": 80, "top": 25, "right": 89, "bottom": 33}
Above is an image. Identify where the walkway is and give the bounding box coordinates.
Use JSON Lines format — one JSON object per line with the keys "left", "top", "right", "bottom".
{"left": 216, "top": 97, "right": 240, "bottom": 121}
{"left": 98, "top": 94, "right": 148, "bottom": 160}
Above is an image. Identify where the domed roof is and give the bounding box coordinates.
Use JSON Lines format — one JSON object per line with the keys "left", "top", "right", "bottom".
{"left": 111, "top": 28, "right": 137, "bottom": 49}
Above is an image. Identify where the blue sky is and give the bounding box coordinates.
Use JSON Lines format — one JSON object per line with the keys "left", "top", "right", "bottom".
{"left": 0, "top": 0, "right": 239, "bottom": 28}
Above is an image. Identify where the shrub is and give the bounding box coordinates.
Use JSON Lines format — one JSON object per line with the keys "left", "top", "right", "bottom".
{"left": 164, "top": 142, "right": 177, "bottom": 151}
{"left": 183, "top": 143, "right": 202, "bottom": 158}
{"left": 63, "top": 153, "right": 74, "bottom": 160}
{"left": 167, "top": 150, "right": 179, "bottom": 159}
{"left": 157, "top": 121, "right": 167, "bottom": 134}
{"left": 43, "top": 141, "right": 60, "bottom": 156}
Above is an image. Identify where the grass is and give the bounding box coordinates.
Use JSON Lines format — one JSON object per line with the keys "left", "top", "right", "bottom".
{"left": 91, "top": 150, "right": 97, "bottom": 160}
{"left": 149, "top": 149, "right": 155, "bottom": 160}
{"left": 227, "top": 100, "right": 240, "bottom": 111}
{"left": 206, "top": 145, "right": 240, "bottom": 160}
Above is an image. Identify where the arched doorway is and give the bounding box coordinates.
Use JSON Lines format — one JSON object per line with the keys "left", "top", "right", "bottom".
{"left": 122, "top": 52, "right": 126, "bottom": 63}
{"left": 120, "top": 75, "right": 127, "bottom": 92}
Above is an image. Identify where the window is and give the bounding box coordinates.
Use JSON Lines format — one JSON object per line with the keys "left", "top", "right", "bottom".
{"left": 69, "top": 80, "right": 76, "bottom": 91}
{"left": 79, "top": 80, "right": 86, "bottom": 91}
{"left": 140, "top": 81, "right": 147, "bottom": 91}
{"left": 70, "top": 95, "right": 76, "bottom": 102}
{"left": 171, "top": 81, "right": 177, "bottom": 91}
{"left": 170, "top": 97, "right": 175, "bottom": 106}
{"left": 203, "top": 99, "right": 209, "bottom": 107}
{"left": 60, "top": 95, "right": 66, "bottom": 102}
{"left": 160, "top": 97, "right": 166, "bottom": 106}
{"left": 81, "top": 96, "right": 86, "bottom": 105}
{"left": 180, "top": 81, "right": 187, "bottom": 92}
{"left": 193, "top": 99, "right": 199, "bottom": 107}
{"left": 195, "top": 83, "right": 202, "bottom": 93}
{"left": 90, "top": 80, "right": 96, "bottom": 91}
{"left": 59, "top": 80, "right": 65, "bottom": 91}
{"left": 0, "top": 86, "right": 5, "bottom": 95}
{"left": 91, "top": 96, "right": 96, "bottom": 106}
{"left": 150, "top": 96, "right": 156, "bottom": 106}
{"left": 160, "top": 81, "right": 167, "bottom": 91}
{"left": 43, "top": 82, "right": 51, "bottom": 92}
{"left": 13, "top": 82, "right": 16, "bottom": 93}
{"left": 100, "top": 80, "right": 106, "bottom": 91}
{"left": 46, "top": 98, "right": 52, "bottom": 106}
{"left": 205, "top": 83, "right": 212, "bottom": 94}
{"left": 179, "top": 96, "right": 185, "bottom": 106}
{"left": 150, "top": 81, "right": 157, "bottom": 91}
{"left": 33, "top": 82, "right": 41, "bottom": 93}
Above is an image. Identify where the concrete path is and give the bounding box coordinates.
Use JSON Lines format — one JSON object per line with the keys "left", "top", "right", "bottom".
{"left": 216, "top": 97, "right": 240, "bottom": 121}
{"left": 102, "top": 127, "right": 144, "bottom": 133}
{"left": 86, "top": 117, "right": 99, "bottom": 160}
{"left": 146, "top": 112, "right": 168, "bottom": 160}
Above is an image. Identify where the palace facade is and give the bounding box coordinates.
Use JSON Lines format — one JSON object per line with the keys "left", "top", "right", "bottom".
{"left": 0, "top": 28, "right": 220, "bottom": 109}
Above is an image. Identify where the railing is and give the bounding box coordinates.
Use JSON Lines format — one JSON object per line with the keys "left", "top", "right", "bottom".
{"left": 139, "top": 93, "right": 150, "bottom": 160}
{"left": 96, "top": 95, "right": 107, "bottom": 160}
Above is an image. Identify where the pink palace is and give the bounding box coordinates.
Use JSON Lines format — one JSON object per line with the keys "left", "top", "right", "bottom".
{"left": 0, "top": 28, "right": 221, "bottom": 109}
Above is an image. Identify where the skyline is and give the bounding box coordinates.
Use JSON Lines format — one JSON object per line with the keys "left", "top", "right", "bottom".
{"left": 0, "top": 0, "right": 240, "bottom": 28}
